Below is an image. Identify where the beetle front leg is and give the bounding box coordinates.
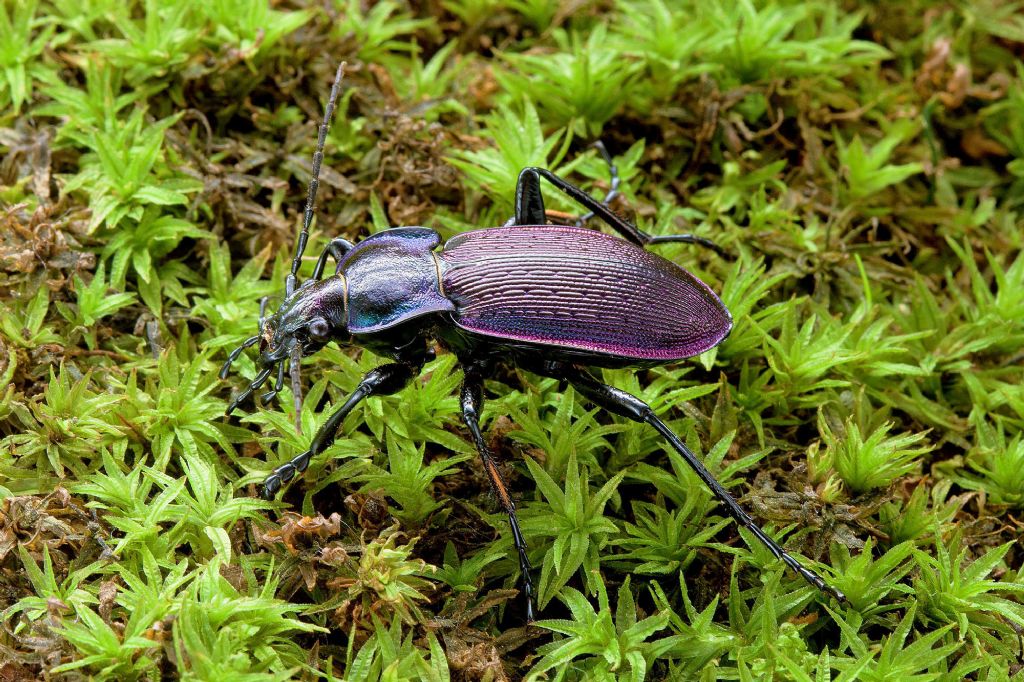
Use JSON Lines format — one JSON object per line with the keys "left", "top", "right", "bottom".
{"left": 262, "top": 361, "right": 420, "bottom": 499}
{"left": 460, "top": 360, "right": 536, "bottom": 622}
{"left": 311, "top": 236, "right": 355, "bottom": 280}
{"left": 558, "top": 365, "right": 846, "bottom": 603}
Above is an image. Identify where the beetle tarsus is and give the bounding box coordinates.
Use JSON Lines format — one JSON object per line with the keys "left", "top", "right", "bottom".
{"left": 645, "top": 233, "right": 729, "bottom": 258}
{"left": 460, "top": 360, "right": 536, "bottom": 623}
{"left": 220, "top": 335, "right": 260, "bottom": 380}
{"left": 262, "top": 474, "right": 282, "bottom": 500}
{"left": 262, "top": 448, "right": 311, "bottom": 499}
{"left": 226, "top": 366, "right": 273, "bottom": 415}
{"left": 575, "top": 140, "right": 620, "bottom": 227}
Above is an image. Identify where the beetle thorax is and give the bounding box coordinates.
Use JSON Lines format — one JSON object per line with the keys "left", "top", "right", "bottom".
{"left": 338, "top": 228, "right": 454, "bottom": 334}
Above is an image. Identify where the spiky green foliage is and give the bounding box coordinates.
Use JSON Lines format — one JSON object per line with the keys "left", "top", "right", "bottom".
{"left": 1, "top": 0, "right": 1022, "bottom": 679}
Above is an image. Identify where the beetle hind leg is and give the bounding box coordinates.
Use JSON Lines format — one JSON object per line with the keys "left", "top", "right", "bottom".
{"left": 513, "top": 168, "right": 548, "bottom": 226}
{"left": 556, "top": 364, "right": 846, "bottom": 603}
{"left": 460, "top": 359, "right": 535, "bottom": 622}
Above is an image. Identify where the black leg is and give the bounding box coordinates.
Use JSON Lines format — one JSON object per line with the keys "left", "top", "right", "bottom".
{"left": 220, "top": 335, "right": 259, "bottom": 381}
{"left": 514, "top": 142, "right": 621, "bottom": 228}
{"left": 460, "top": 360, "right": 536, "bottom": 622}
{"left": 260, "top": 361, "right": 286, "bottom": 403}
{"left": 518, "top": 166, "right": 726, "bottom": 256}
{"left": 574, "top": 140, "right": 621, "bottom": 227}
{"left": 512, "top": 145, "right": 723, "bottom": 256}
{"left": 226, "top": 366, "right": 273, "bottom": 415}
{"left": 221, "top": 299, "right": 272, "bottom": 403}
{"left": 514, "top": 167, "right": 548, "bottom": 226}
{"left": 262, "top": 360, "right": 421, "bottom": 499}
{"left": 556, "top": 364, "right": 846, "bottom": 602}
{"left": 311, "top": 236, "right": 356, "bottom": 280}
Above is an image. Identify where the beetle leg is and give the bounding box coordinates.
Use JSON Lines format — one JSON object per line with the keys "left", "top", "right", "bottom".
{"left": 523, "top": 166, "right": 727, "bottom": 257}
{"left": 522, "top": 166, "right": 645, "bottom": 243}
{"left": 219, "top": 335, "right": 259, "bottom": 380}
{"left": 262, "top": 360, "right": 421, "bottom": 499}
{"left": 642, "top": 233, "right": 728, "bottom": 257}
{"left": 514, "top": 168, "right": 548, "bottom": 225}
{"left": 259, "top": 296, "right": 270, "bottom": 326}
{"left": 311, "top": 236, "right": 356, "bottom": 280}
{"left": 226, "top": 366, "right": 274, "bottom": 414}
{"left": 259, "top": 361, "right": 287, "bottom": 404}
{"left": 516, "top": 142, "right": 622, "bottom": 229}
{"left": 574, "top": 140, "right": 620, "bottom": 227}
{"left": 558, "top": 365, "right": 847, "bottom": 603}
{"left": 460, "top": 360, "right": 535, "bottom": 622}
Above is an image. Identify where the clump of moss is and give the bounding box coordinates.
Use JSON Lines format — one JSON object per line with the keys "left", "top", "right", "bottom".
{"left": 1, "top": 0, "right": 1022, "bottom": 678}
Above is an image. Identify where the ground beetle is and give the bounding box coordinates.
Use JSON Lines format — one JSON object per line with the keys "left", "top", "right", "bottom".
{"left": 221, "top": 63, "right": 846, "bottom": 620}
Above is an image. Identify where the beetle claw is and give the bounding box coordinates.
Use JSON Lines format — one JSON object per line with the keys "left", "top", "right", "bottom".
{"left": 225, "top": 396, "right": 244, "bottom": 415}
{"left": 261, "top": 476, "right": 280, "bottom": 500}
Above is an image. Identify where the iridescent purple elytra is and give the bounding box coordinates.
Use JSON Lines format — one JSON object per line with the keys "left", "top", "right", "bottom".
{"left": 440, "top": 225, "right": 732, "bottom": 361}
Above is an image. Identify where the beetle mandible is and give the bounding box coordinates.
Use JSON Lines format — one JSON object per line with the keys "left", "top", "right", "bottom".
{"left": 221, "top": 63, "right": 846, "bottom": 620}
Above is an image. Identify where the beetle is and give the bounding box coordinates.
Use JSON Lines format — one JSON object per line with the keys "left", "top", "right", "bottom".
{"left": 221, "top": 63, "right": 845, "bottom": 620}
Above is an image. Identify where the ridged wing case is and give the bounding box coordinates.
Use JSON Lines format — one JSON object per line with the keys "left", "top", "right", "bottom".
{"left": 439, "top": 226, "right": 732, "bottom": 361}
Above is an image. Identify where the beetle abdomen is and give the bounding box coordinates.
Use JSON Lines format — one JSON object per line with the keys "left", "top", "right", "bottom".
{"left": 439, "top": 226, "right": 732, "bottom": 361}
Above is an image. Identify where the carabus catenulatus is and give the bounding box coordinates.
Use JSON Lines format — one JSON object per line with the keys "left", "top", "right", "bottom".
{"left": 221, "top": 63, "right": 845, "bottom": 620}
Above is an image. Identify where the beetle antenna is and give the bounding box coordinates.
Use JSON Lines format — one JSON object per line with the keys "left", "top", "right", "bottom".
{"left": 290, "top": 343, "right": 304, "bottom": 434}
{"left": 287, "top": 61, "right": 347, "bottom": 296}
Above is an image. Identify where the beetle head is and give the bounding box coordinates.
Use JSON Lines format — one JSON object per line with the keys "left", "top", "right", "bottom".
{"left": 259, "top": 277, "right": 348, "bottom": 366}
{"left": 222, "top": 276, "right": 348, "bottom": 416}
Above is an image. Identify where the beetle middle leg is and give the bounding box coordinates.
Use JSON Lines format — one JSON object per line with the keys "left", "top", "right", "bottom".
{"left": 262, "top": 358, "right": 422, "bottom": 499}
{"left": 515, "top": 165, "right": 727, "bottom": 257}
{"left": 460, "top": 358, "right": 535, "bottom": 622}
{"left": 573, "top": 140, "right": 621, "bottom": 227}
{"left": 550, "top": 363, "right": 846, "bottom": 602}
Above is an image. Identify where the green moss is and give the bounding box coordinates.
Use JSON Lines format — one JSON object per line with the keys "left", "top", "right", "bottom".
{"left": 1, "top": 0, "right": 1022, "bottom": 678}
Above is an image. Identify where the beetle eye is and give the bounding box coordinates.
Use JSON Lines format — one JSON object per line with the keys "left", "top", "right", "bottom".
{"left": 308, "top": 318, "right": 330, "bottom": 341}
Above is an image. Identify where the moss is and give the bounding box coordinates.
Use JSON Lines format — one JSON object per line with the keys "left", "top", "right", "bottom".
{"left": 1, "top": 0, "right": 1022, "bottom": 678}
